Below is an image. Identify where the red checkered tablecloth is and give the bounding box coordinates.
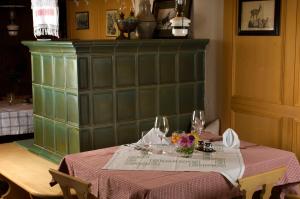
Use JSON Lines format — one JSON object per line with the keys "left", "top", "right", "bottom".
{"left": 57, "top": 133, "right": 300, "bottom": 199}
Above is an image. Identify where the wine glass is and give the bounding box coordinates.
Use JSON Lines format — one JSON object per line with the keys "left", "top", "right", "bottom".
{"left": 199, "top": 110, "right": 205, "bottom": 133}
{"left": 154, "top": 116, "right": 169, "bottom": 144}
{"left": 191, "top": 110, "right": 200, "bottom": 132}
{"left": 191, "top": 110, "right": 206, "bottom": 133}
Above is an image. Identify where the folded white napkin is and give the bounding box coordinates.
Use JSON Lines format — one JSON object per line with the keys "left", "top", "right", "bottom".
{"left": 223, "top": 128, "right": 240, "bottom": 149}
{"left": 137, "top": 128, "right": 170, "bottom": 145}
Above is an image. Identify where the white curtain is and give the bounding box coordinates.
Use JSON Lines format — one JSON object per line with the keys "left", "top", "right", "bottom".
{"left": 31, "top": 0, "right": 59, "bottom": 38}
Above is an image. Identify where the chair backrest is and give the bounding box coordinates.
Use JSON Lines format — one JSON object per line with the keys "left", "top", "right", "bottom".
{"left": 49, "top": 169, "right": 91, "bottom": 199}
{"left": 238, "top": 167, "right": 286, "bottom": 199}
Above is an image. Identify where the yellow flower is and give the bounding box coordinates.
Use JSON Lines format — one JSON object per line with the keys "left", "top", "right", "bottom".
{"left": 171, "top": 133, "right": 180, "bottom": 144}
{"left": 190, "top": 131, "right": 200, "bottom": 144}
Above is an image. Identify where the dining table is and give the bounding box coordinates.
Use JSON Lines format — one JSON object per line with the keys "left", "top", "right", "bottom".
{"left": 0, "top": 101, "right": 33, "bottom": 136}
{"left": 54, "top": 132, "right": 300, "bottom": 199}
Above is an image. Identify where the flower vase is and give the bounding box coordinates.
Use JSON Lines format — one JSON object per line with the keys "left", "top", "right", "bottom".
{"left": 176, "top": 146, "right": 194, "bottom": 158}
{"left": 136, "top": 0, "right": 156, "bottom": 39}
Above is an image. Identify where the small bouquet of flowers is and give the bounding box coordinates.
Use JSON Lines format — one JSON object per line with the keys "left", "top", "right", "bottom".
{"left": 171, "top": 132, "right": 200, "bottom": 157}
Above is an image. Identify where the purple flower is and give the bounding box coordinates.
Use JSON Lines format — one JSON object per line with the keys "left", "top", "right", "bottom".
{"left": 178, "top": 134, "right": 194, "bottom": 148}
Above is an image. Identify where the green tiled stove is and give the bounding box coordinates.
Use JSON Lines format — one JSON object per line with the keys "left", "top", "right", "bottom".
{"left": 22, "top": 39, "right": 209, "bottom": 158}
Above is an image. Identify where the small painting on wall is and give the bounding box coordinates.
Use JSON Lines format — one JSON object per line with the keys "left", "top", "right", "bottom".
{"left": 75, "top": 12, "right": 89, "bottom": 30}
{"left": 106, "top": 10, "right": 118, "bottom": 37}
{"left": 238, "top": 0, "right": 280, "bottom": 36}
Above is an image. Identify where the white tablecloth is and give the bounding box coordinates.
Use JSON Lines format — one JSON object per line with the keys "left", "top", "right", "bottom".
{"left": 0, "top": 101, "right": 33, "bottom": 136}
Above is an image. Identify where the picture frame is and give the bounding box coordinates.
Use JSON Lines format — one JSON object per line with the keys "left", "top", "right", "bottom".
{"left": 238, "top": 0, "right": 281, "bottom": 36}
{"left": 75, "top": 12, "right": 89, "bottom": 30}
{"left": 152, "top": 0, "right": 192, "bottom": 38}
{"left": 105, "top": 10, "right": 118, "bottom": 37}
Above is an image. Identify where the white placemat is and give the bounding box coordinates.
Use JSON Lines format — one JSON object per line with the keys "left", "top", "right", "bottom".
{"left": 103, "top": 141, "right": 245, "bottom": 186}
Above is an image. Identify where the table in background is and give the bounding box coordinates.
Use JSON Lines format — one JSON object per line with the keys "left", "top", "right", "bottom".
{"left": 0, "top": 101, "right": 33, "bottom": 136}
{"left": 56, "top": 132, "right": 300, "bottom": 199}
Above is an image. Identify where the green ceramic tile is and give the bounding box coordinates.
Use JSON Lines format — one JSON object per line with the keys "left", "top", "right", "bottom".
{"left": 179, "top": 52, "right": 195, "bottom": 82}
{"left": 159, "top": 86, "right": 176, "bottom": 116}
{"left": 66, "top": 57, "right": 78, "bottom": 90}
{"left": 116, "top": 43, "right": 138, "bottom": 53}
{"left": 179, "top": 115, "right": 191, "bottom": 132}
{"left": 139, "top": 42, "right": 159, "bottom": 53}
{"left": 68, "top": 127, "right": 80, "bottom": 154}
{"left": 138, "top": 54, "right": 157, "bottom": 85}
{"left": 166, "top": 116, "right": 177, "bottom": 136}
{"left": 139, "top": 88, "right": 156, "bottom": 119}
{"left": 43, "top": 87, "right": 54, "bottom": 119}
{"left": 78, "top": 57, "right": 89, "bottom": 90}
{"left": 32, "top": 55, "right": 42, "bottom": 84}
{"left": 91, "top": 45, "right": 115, "bottom": 54}
{"left": 80, "top": 129, "right": 92, "bottom": 152}
{"left": 55, "top": 122, "right": 68, "bottom": 155}
{"left": 67, "top": 93, "right": 79, "bottom": 125}
{"left": 93, "top": 127, "right": 115, "bottom": 149}
{"left": 54, "top": 91, "right": 66, "bottom": 122}
{"left": 196, "top": 82, "right": 205, "bottom": 110}
{"left": 27, "top": 144, "right": 62, "bottom": 164}
{"left": 116, "top": 55, "right": 135, "bottom": 87}
{"left": 117, "top": 123, "right": 138, "bottom": 145}
{"left": 54, "top": 56, "right": 65, "bottom": 88}
{"left": 44, "top": 118, "right": 54, "bottom": 151}
{"left": 33, "top": 85, "right": 43, "bottom": 116}
{"left": 196, "top": 52, "right": 205, "bottom": 81}
{"left": 24, "top": 39, "right": 209, "bottom": 157}
{"left": 117, "top": 90, "right": 136, "bottom": 122}
{"left": 43, "top": 56, "right": 53, "bottom": 86}
{"left": 139, "top": 119, "right": 155, "bottom": 134}
{"left": 79, "top": 94, "right": 90, "bottom": 126}
{"left": 159, "top": 53, "right": 176, "bottom": 84}
{"left": 34, "top": 116, "right": 43, "bottom": 146}
{"left": 179, "top": 84, "right": 195, "bottom": 114}
{"left": 92, "top": 57, "right": 113, "bottom": 88}
{"left": 93, "top": 92, "right": 113, "bottom": 125}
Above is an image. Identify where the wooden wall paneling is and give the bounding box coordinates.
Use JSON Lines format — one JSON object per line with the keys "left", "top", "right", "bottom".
{"left": 295, "top": 1, "right": 300, "bottom": 107}
{"left": 232, "top": 110, "right": 282, "bottom": 148}
{"left": 283, "top": 0, "right": 297, "bottom": 106}
{"left": 292, "top": 120, "right": 300, "bottom": 160}
{"left": 223, "top": 0, "right": 300, "bottom": 159}
{"left": 281, "top": 117, "right": 294, "bottom": 152}
{"left": 234, "top": 36, "right": 283, "bottom": 104}
{"left": 232, "top": 1, "right": 288, "bottom": 105}
{"left": 231, "top": 97, "right": 300, "bottom": 120}
{"left": 222, "top": 0, "right": 235, "bottom": 131}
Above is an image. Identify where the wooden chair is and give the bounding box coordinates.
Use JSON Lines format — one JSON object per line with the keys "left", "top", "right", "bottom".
{"left": 238, "top": 167, "right": 286, "bottom": 199}
{"left": 0, "top": 179, "right": 10, "bottom": 199}
{"left": 49, "top": 169, "right": 91, "bottom": 199}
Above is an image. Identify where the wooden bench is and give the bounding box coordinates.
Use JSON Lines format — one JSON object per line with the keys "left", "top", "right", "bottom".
{"left": 0, "top": 142, "right": 64, "bottom": 199}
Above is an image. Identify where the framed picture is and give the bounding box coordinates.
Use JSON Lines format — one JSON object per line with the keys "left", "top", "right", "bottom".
{"left": 75, "top": 12, "right": 89, "bottom": 30}
{"left": 153, "top": 0, "right": 192, "bottom": 38}
{"left": 238, "top": 0, "right": 281, "bottom": 36}
{"left": 106, "top": 10, "right": 118, "bottom": 37}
